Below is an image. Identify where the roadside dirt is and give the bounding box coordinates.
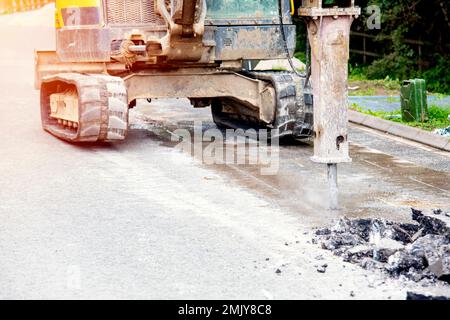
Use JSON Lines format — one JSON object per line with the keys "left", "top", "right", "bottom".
{"left": 349, "top": 80, "right": 399, "bottom": 96}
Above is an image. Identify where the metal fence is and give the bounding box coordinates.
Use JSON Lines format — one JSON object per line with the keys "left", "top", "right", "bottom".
{"left": 349, "top": 31, "right": 437, "bottom": 72}
{"left": 0, "top": 0, "right": 53, "bottom": 14}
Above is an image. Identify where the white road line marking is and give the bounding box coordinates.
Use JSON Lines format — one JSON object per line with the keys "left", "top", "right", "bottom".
{"left": 408, "top": 177, "right": 450, "bottom": 194}
{"left": 363, "top": 159, "right": 388, "bottom": 170}
{"left": 295, "top": 161, "right": 305, "bottom": 168}
{"left": 226, "top": 164, "right": 280, "bottom": 194}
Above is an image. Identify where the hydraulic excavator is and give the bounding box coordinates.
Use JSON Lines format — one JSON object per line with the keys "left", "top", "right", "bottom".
{"left": 35, "top": 0, "right": 360, "bottom": 208}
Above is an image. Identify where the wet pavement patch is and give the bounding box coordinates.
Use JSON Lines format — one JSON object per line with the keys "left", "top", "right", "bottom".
{"left": 314, "top": 208, "right": 450, "bottom": 286}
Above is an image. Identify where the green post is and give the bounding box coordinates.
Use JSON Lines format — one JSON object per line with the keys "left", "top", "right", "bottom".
{"left": 400, "top": 79, "right": 428, "bottom": 122}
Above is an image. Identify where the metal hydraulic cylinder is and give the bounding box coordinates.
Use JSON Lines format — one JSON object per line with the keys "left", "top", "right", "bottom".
{"left": 300, "top": 3, "right": 360, "bottom": 164}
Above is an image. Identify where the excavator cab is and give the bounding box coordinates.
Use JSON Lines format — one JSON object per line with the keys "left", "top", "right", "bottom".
{"left": 206, "top": 0, "right": 279, "bottom": 19}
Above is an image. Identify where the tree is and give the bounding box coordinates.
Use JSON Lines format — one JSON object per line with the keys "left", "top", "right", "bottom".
{"left": 351, "top": 0, "right": 450, "bottom": 93}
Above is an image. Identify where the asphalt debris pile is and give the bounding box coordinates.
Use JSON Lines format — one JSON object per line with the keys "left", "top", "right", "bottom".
{"left": 406, "top": 291, "right": 450, "bottom": 300}
{"left": 314, "top": 208, "right": 450, "bottom": 284}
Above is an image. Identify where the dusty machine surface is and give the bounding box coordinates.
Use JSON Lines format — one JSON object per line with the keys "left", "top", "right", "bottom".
{"left": 299, "top": 0, "right": 360, "bottom": 209}
{"left": 36, "top": 0, "right": 317, "bottom": 142}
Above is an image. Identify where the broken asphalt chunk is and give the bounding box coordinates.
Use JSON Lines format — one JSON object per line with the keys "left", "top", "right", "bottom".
{"left": 313, "top": 208, "right": 450, "bottom": 284}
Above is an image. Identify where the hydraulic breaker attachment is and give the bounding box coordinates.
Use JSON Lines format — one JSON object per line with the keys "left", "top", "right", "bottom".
{"left": 299, "top": 0, "right": 360, "bottom": 209}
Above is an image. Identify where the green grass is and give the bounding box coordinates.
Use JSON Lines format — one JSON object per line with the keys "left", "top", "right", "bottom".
{"left": 349, "top": 66, "right": 401, "bottom": 96}
{"left": 386, "top": 96, "right": 400, "bottom": 103}
{"left": 350, "top": 103, "right": 450, "bottom": 132}
{"left": 430, "top": 92, "right": 448, "bottom": 100}
{"left": 348, "top": 71, "right": 401, "bottom": 96}
{"left": 348, "top": 66, "right": 368, "bottom": 81}
{"left": 356, "top": 78, "right": 401, "bottom": 91}
{"left": 294, "top": 52, "right": 306, "bottom": 64}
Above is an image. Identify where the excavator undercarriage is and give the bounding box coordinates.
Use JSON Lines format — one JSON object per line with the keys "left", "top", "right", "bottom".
{"left": 39, "top": 68, "right": 313, "bottom": 142}
{"left": 37, "top": 0, "right": 313, "bottom": 142}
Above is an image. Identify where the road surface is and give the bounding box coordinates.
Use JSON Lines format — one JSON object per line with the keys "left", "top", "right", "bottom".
{"left": 0, "top": 6, "right": 449, "bottom": 299}
{"left": 349, "top": 95, "right": 450, "bottom": 112}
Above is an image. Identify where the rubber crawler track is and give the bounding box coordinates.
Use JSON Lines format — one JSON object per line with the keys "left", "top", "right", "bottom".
{"left": 40, "top": 73, "right": 128, "bottom": 142}
{"left": 212, "top": 71, "right": 314, "bottom": 139}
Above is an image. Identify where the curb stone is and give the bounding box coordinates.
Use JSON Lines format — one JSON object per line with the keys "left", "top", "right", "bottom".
{"left": 348, "top": 110, "right": 450, "bottom": 152}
